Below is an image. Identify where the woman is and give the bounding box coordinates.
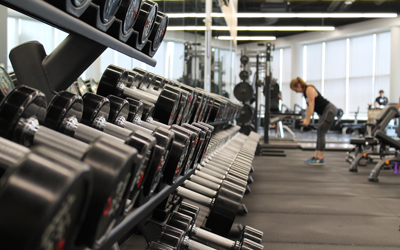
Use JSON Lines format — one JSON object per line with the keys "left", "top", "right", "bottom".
{"left": 290, "top": 77, "right": 338, "bottom": 165}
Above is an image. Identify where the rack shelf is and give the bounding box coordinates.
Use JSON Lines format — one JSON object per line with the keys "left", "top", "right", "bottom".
{"left": 0, "top": 0, "right": 156, "bottom": 67}
{"left": 90, "top": 168, "right": 196, "bottom": 250}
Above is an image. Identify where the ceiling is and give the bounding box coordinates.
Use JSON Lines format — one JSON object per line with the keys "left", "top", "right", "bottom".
{"left": 158, "top": 0, "right": 400, "bottom": 44}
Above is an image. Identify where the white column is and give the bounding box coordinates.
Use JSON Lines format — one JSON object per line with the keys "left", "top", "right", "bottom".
{"left": 390, "top": 26, "right": 400, "bottom": 103}
{"left": 204, "top": 0, "right": 212, "bottom": 92}
{"left": 290, "top": 43, "right": 304, "bottom": 109}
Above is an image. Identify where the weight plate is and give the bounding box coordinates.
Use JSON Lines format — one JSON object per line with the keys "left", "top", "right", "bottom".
{"left": 107, "top": 95, "right": 130, "bottom": 122}
{"left": 0, "top": 147, "right": 92, "bottom": 250}
{"left": 154, "top": 88, "right": 181, "bottom": 125}
{"left": 141, "top": 100, "right": 155, "bottom": 120}
{"left": 95, "top": 0, "right": 123, "bottom": 23}
{"left": 240, "top": 55, "right": 249, "bottom": 65}
{"left": 133, "top": 0, "right": 158, "bottom": 45}
{"left": 236, "top": 104, "right": 253, "bottom": 124}
{"left": 81, "top": 93, "right": 110, "bottom": 126}
{"left": 116, "top": 0, "right": 142, "bottom": 34}
{"left": 205, "top": 185, "right": 243, "bottom": 236}
{"left": 125, "top": 98, "right": 144, "bottom": 122}
{"left": 0, "top": 86, "right": 47, "bottom": 144}
{"left": 97, "top": 65, "right": 130, "bottom": 98}
{"left": 85, "top": 78, "right": 99, "bottom": 94}
{"left": 149, "top": 12, "right": 168, "bottom": 53}
{"left": 239, "top": 70, "right": 249, "bottom": 81}
{"left": 45, "top": 91, "right": 84, "bottom": 136}
{"left": 234, "top": 82, "right": 253, "bottom": 102}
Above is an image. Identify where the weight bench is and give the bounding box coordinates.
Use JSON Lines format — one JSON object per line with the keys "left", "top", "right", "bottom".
{"left": 368, "top": 130, "right": 400, "bottom": 182}
{"left": 347, "top": 106, "right": 400, "bottom": 168}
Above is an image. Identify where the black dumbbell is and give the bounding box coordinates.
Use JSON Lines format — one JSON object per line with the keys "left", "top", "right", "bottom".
{"left": 84, "top": 78, "right": 98, "bottom": 93}
{"left": 97, "top": 65, "right": 181, "bottom": 125}
{"left": 132, "top": 0, "right": 158, "bottom": 47}
{"left": 143, "top": 11, "right": 169, "bottom": 57}
{"left": 168, "top": 203, "right": 264, "bottom": 249}
{"left": 92, "top": 0, "right": 123, "bottom": 24}
{"left": 45, "top": 91, "right": 157, "bottom": 212}
{"left": 115, "top": 0, "right": 142, "bottom": 35}
{"left": 131, "top": 68, "right": 191, "bottom": 125}
{"left": 0, "top": 138, "right": 92, "bottom": 250}
{"left": 0, "top": 86, "right": 138, "bottom": 248}
{"left": 106, "top": 95, "right": 175, "bottom": 203}
{"left": 175, "top": 180, "right": 244, "bottom": 236}
{"left": 114, "top": 97, "right": 192, "bottom": 185}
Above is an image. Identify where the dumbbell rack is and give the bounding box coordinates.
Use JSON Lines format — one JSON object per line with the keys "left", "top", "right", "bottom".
{"left": 0, "top": 0, "right": 156, "bottom": 100}
{"left": 91, "top": 169, "right": 196, "bottom": 250}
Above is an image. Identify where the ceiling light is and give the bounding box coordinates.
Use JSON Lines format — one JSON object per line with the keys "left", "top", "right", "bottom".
{"left": 236, "top": 13, "right": 397, "bottom": 18}
{"left": 167, "top": 26, "right": 206, "bottom": 31}
{"left": 166, "top": 13, "right": 225, "bottom": 18}
{"left": 236, "top": 26, "right": 335, "bottom": 31}
{"left": 218, "top": 36, "right": 276, "bottom": 41}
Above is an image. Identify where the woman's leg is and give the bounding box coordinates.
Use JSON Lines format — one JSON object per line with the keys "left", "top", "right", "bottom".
{"left": 316, "top": 104, "right": 337, "bottom": 159}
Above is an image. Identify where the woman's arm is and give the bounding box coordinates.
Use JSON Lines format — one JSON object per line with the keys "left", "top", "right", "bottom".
{"left": 302, "top": 87, "right": 317, "bottom": 126}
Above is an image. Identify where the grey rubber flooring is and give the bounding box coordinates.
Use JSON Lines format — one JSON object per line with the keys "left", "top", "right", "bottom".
{"left": 233, "top": 149, "right": 400, "bottom": 249}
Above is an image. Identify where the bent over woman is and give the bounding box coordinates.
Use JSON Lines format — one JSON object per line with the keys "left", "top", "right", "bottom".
{"left": 290, "top": 77, "right": 338, "bottom": 165}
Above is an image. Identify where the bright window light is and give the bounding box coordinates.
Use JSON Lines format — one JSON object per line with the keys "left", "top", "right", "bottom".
{"left": 218, "top": 36, "right": 276, "bottom": 41}
{"left": 236, "top": 13, "right": 397, "bottom": 18}
{"left": 236, "top": 26, "right": 335, "bottom": 31}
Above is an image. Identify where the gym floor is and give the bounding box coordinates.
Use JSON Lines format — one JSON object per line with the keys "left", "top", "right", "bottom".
{"left": 234, "top": 148, "right": 400, "bottom": 249}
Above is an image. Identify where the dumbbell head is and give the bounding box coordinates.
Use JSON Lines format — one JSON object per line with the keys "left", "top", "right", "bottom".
{"left": 177, "top": 201, "right": 200, "bottom": 223}
{"left": 115, "top": 0, "right": 142, "bottom": 35}
{"left": 0, "top": 85, "right": 47, "bottom": 144}
{"left": 148, "top": 12, "right": 168, "bottom": 55}
{"left": 93, "top": 0, "right": 123, "bottom": 24}
{"left": 158, "top": 225, "right": 185, "bottom": 249}
{"left": 0, "top": 142, "right": 92, "bottom": 250}
{"left": 97, "top": 65, "right": 181, "bottom": 125}
{"left": 133, "top": 0, "right": 158, "bottom": 45}
{"left": 240, "top": 238, "right": 264, "bottom": 250}
{"left": 167, "top": 211, "right": 193, "bottom": 233}
{"left": 125, "top": 97, "right": 144, "bottom": 122}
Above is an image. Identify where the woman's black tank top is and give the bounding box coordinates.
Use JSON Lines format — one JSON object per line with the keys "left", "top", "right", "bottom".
{"left": 303, "top": 86, "right": 330, "bottom": 115}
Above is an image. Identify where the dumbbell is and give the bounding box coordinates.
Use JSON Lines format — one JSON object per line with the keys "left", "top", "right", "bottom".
{"left": 178, "top": 203, "right": 262, "bottom": 244}
{"left": 175, "top": 180, "right": 245, "bottom": 236}
{"left": 106, "top": 95, "right": 174, "bottom": 202}
{"left": 158, "top": 225, "right": 217, "bottom": 250}
{"left": 45, "top": 91, "right": 156, "bottom": 212}
{"left": 0, "top": 86, "right": 138, "bottom": 248}
{"left": 115, "top": 98, "right": 201, "bottom": 177}
{"left": 97, "top": 65, "right": 181, "bottom": 125}
{"left": 189, "top": 89, "right": 208, "bottom": 123}
{"left": 150, "top": 75, "right": 199, "bottom": 124}
{"left": 84, "top": 78, "right": 98, "bottom": 93}
{"left": 168, "top": 202, "right": 264, "bottom": 249}
{"left": 132, "top": 0, "right": 158, "bottom": 48}
{"left": 115, "top": 0, "right": 142, "bottom": 35}
{"left": 131, "top": 68, "right": 192, "bottom": 125}
{"left": 0, "top": 138, "right": 92, "bottom": 250}
{"left": 143, "top": 11, "right": 169, "bottom": 57}
{"left": 92, "top": 0, "right": 123, "bottom": 25}
{"left": 116, "top": 98, "right": 192, "bottom": 185}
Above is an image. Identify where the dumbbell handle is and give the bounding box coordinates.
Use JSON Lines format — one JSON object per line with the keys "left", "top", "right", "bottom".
{"left": 183, "top": 180, "right": 217, "bottom": 197}
{"left": 176, "top": 187, "right": 214, "bottom": 207}
{"left": 190, "top": 175, "right": 220, "bottom": 190}
{"left": 123, "top": 86, "right": 158, "bottom": 104}
{"left": 191, "top": 225, "right": 236, "bottom": 249}
{"left": 183, "top": 236, "right": 216, "bottom": 250}
{"left": 0, "top": 137, "right": 30, "bottom": 169}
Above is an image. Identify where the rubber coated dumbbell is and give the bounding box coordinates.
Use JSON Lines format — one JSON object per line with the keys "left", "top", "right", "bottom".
{"left": 97, "top": 64, "right": 181, "bottom": 125}
{"left": 0, "top": 86, "right": 139, "bottom": 248}
{"left": 44, "top": 91, "right": 156, "bottom": 213}
{"left": 114, "top": 97, "right": 193, "bottom": 185}
{"left": 168, "top": 203, "right": 264, "bottom": 249}
{"left": 0, "top": 138, "right": 92, "bottom": 250}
